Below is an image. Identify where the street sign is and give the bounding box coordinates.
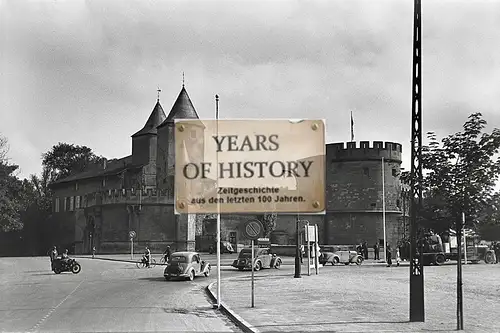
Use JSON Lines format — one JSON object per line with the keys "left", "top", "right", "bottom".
{"left": 305, "top": 225, "right": 316, "bottom": 242}
{"left": 243, "top": 220, "right": 263, "bottom": 240}
{"left": 129, "top": 231, "right": 136, "bottom": 239}
{"left": 174, "top": 119, "right": 326, "bottom": 214}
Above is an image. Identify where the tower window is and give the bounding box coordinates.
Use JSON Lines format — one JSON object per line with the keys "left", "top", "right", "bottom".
{"left": 392, "top": 169, "right": 397, "bottom": 177}
{"left": 363, "top": 167, "right": 370, "bottom": 176}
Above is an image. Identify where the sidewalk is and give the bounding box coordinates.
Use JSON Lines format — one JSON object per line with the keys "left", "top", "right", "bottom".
{"left": 208, "top": 264, "right": 499, "bottom": 333}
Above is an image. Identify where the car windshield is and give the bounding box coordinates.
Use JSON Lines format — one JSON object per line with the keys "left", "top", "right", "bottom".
{"left": 171, "top": 256, "right": 187, "bottom": 263}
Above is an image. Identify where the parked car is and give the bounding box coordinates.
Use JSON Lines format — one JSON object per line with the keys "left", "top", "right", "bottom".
{"left": 232, "top": 247, "right": 282, "bottom": 271}
{"left": 319, "top": 251, "right": 340, "bottom": 266}
{"left": 163, "top": 252, "right": 211, "bottom": 281}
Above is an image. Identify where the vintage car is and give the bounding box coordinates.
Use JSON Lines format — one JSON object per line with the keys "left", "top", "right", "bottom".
{"left": 232, "top": 247, "right": 282, "bottom": 271}
{"left": 319, "top": 251, "right": 340, "bottom": 266}
{"left": 163, "top": 252, "right": 211, "bottom": 281}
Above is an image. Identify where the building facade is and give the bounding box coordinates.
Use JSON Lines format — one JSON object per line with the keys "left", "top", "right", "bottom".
{"left": 49, "top": 86, "right": 405, "bottom": 254}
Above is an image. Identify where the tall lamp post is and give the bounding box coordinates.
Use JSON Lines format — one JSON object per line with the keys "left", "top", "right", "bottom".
{"left": 294, "top": 174, "right": 301, "bottom": 278}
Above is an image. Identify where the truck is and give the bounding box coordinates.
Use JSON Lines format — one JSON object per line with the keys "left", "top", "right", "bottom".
{"left": 442, "top": 229, "right": 496, "bottom": 264}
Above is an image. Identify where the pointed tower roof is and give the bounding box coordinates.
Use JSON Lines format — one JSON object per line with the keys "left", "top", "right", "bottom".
{"left": 158, "top": 86, "right": 199, "bottom": 128}
{"left": 132, "top": 101, "right": 167, "bottom": 137}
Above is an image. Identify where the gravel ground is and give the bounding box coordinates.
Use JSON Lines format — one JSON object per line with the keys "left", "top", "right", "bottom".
{"left": 213, "top": 262, "right": 500, "bottom": 332}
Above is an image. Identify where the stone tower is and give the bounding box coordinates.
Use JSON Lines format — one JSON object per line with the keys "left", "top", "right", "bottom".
{"left": 131, "top": 100, "right": 166, "bottom": 189}
{"left": 156, "top": 86, "right": 201, "bottom": 251}
{"left": 324, "top": 141, "right": 403, "bottom": 249}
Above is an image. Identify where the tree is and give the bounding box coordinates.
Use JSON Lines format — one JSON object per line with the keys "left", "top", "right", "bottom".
{"left": 42, "top": 143, "right": 104, "bottom": 181}
{"left": 260, "top": 213, "right": 277, "bottom": 238}
{"left": 421, "top": 113, "right": 500, "bottom": 232}
{"left": 0, "top": 161, "right": 25, "bottom": 232}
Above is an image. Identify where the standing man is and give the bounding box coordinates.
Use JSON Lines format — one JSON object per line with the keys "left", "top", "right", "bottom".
{"left": 144, "top": 246, "right": 151, "bottom": 268}
{"left": 362, "top": 241, "right": 368, "bottom": 260}
{"left": 494, "top": 242, "right": 500, "bottom": 264}
{"left": 48, "top": 246, "right": 58, "bottom": 270}
{"left": 373, "top": 243, "right": 380, "bottom": 261}
{"left": 386, "top": 243, "right": 392, "bottom": 267}
{"left": 163, "top": 245, "right": 171, "bottom": 264}
{"left": 92, "top": 246, "right": 96, "bottom": 259}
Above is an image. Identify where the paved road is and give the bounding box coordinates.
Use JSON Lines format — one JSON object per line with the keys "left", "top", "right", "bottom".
{"left": 0, "top": 256, "right": 244, "bottom": 333}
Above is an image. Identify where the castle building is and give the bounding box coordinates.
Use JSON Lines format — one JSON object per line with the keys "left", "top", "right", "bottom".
{"left": 49, "top": 85, "right": 405, "bottom": 254}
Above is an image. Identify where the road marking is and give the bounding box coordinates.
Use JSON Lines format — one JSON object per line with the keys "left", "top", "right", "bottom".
{"left": 27, "top": 279, "right": 85, "bottom": 333}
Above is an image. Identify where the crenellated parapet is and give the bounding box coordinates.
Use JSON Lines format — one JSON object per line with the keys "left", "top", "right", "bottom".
{"left": 326, "top": 141, "right": 402, "bottom": 163}
{"left": 83, "top": 188, "right": 174, "bottom": 207}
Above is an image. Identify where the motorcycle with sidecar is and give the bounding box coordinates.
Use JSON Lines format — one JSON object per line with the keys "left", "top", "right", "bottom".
{"left": 52, "top": 257, "right": 82, "bottom": 274}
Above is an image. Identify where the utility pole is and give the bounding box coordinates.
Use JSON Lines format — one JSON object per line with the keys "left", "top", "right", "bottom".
{"left": 409, "top": 0, "right": 425, "bottom": 323}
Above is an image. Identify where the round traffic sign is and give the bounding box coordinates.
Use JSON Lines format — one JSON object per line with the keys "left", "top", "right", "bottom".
{"left": 129, "top": 231, "right": 136, "bottom": 239}
{"left": 243, "top": 220, "right": 263, "bottom": 240}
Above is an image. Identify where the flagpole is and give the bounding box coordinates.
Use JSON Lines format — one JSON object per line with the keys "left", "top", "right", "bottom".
{"left": 215, "top": 94, "right": 221, "bottom": 309}
{"left": 350, "top": 111, "right": 354, "bottom": 142}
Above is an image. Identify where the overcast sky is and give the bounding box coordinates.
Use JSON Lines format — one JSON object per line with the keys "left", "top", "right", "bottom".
{"left": 1, "top": 0, "right": 499, "bottom": 182}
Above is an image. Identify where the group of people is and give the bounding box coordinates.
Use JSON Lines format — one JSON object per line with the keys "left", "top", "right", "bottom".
{"left": 48, "top": 246, "right": 70, "bottom": 270}
{"left": 140, "top": 245, "right": 173, "bottom": 268}
{"left": 356, "top": 241, "right": 401, "bottom": 267}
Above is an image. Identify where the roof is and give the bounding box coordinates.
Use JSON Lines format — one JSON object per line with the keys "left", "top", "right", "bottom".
{"left": 171, "top": 251, "right": 199, "bottom": 257}
{"left": 158, "top": 87, "right": 199, "bottom": 128}
{"left": 132, "top": 101, "right": 167, "bottom": 137}
{"left": 50, "top": 156, "right": 143, "bottom": 186}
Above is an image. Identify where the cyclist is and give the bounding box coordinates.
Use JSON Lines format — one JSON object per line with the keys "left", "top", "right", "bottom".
{"left": 162, "top": 246, "right": 171, "bottom": 264}
{"left": 143, "top": 246, "right": 151, "bottom": 268}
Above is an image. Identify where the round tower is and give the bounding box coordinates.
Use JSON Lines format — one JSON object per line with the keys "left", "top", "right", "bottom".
{"left": 324, "top": 141, "right": 403, "bottom": 252}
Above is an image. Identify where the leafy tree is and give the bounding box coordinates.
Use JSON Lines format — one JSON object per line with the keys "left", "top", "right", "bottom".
{"left": 42, "top": 143, "right": 104, "bottom": 181}
{"left": 260, "top": 213, "right": 277, "bottom": 238}
{"left": 0, "top": 161, "right": 25, "bottom": 232}
{"left": 421, "top": 113, "right": 500, "bottom": 233}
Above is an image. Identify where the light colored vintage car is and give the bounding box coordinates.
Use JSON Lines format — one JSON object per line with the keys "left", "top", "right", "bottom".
{"left": 163, "top": 252, "right": 211, "bottom": 281}
{"left": 232, "top": 247, "right": 282, "bottom": 271}
{"left": 319, "top": 251, "right": 341, "bottom": 266}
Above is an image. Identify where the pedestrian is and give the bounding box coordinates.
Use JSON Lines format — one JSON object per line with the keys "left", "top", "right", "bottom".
{"left": 92, "top": 246, "right": 96, "bottom": 259}
{"left": 396, "top": 247, "right": 401, "bottom": 266}
{"left": 300, "top": 245, "right": 304, "bottom": 263}
{"left": 373, "top": 243, "right": 380, "bottom": 260}
{"left": 163, "top": 245, "right": 171, "bottom": 264}
{"left": 48, "top": 246, "right": 58, "bottom": 270}
{"left": 494, "top": 242, "right": 500, "bottom": 264}
{"left": 362, "top": 241, "right": 368, "bottom": 260}
{"left": 386, "top": 243, "right": 392, "bottom": 267}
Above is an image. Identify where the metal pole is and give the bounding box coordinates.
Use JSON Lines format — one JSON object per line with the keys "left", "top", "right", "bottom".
{"left": 457, "top": 224, "right": 464, "bottom": 330}
{"left": 294, "top": 175, "right": 301, "bottom": 278}
{"left": 213, "top": 94, "right": 221, "bottom": 309}
{"left": 382, "top": 157, "right": 387, "bottom": 262}
{"left": 463, "top": 213, "right": 467, "bottom": 265}
{"left": 315, "top": 225, "right": 319, "bottom": 275}
{"left": 131, "top": 239, "right": 133, "bottom": 260}
{"left": 307, "top": 221, "right": 311, "bottom": 276}
{"left": 251, "top": 239, "right": 255, "bottom": 308}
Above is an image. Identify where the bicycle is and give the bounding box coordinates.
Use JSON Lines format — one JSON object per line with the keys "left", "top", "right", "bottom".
{"left": 136, "top": 257, "right": 156, "bottom": 268}
{"left": 159, "top": 255, "right": 170, "bottom": 265}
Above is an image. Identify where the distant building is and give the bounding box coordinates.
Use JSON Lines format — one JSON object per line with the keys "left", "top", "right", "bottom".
{"left": 48, "top": 85, "right": 405, "bottom": 254}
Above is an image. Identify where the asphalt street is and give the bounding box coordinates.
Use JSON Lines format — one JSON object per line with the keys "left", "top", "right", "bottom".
{"left": 0, "top": 256, "right": 246, "bottom": 333}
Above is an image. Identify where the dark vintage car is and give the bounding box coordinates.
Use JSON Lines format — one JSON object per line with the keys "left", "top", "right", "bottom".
{"left": 232, "top": 247, "right": 282, "bottom": 271}
{"left": 163, "top": 252, "right": 211, "bottom": 281}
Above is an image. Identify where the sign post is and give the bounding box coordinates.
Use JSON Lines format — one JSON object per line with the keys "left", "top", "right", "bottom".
{"left": 243, "top": 219, "right": 263, "bottom": 308}
{"left": 315, "top": 224, "right": 319, "bottom": 274}
{"left": 306, "top": 222, "right": 311, "bottom": 276}
{"left": 129, "top": 231, "right": 136, "bottom": 260}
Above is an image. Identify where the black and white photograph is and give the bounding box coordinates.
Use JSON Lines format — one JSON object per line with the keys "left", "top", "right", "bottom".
{"left": 1, "top": 0, "right": 500, "bottom": 332}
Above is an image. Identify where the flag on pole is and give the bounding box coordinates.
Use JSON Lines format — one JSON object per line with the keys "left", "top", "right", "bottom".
{"left": 350, "top": 111, "right": 354, "bottom": 142}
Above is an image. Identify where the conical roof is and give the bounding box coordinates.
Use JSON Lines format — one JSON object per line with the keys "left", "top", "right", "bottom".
{"left": 132, "top": 101, "right": 167, "bottom": 137}
{"left": 158, "top": 86, "right": 199, "bottom": 128}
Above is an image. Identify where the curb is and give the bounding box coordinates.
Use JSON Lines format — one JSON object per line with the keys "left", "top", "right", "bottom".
{"left": 206, "top": 281, "right": 260, "bottom": 333}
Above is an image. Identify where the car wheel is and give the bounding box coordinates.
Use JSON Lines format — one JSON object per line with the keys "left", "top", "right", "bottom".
{"left": 254, "top": 261, "right": 261, "bottom": 271}
{"left": 204, "top": 266, "right": 211, "bottom": 277}
{"left": 485, "top": 251, "right": 495, "bottom": 264}
{"left": 275, "top": 259, "right": 281, "bottom": 269}
{"left": 333, "top": 257, "right": 340, "bottom": 266}
{"left": 188, "top": 270, "right": 195, "bottom": 281}
{"left": 356, "top": 257, "right": 363, "bottom": 265}
{"left": 435, "top": 254, "right": 445, "bottom": 265}
{"left": 238, "top": 267, "right": 244, "bottom": 271}
{"left": 71, "top": 263, "right": 81, "bottom": 274}
{"left": 54, "top": 267, "right": 61, "bottom": 274}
